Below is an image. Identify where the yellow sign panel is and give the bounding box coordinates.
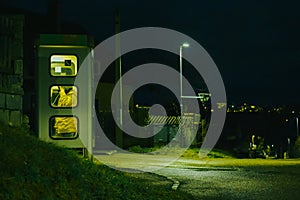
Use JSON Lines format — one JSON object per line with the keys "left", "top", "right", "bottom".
{"left": 50, "top": 116, "right": 78, "bottom": 139}
{"left": 50, "top": 55, "right": 77, "bottom": 76}
{"left": 50, "top": 85, "right": 78, "bottom": 108}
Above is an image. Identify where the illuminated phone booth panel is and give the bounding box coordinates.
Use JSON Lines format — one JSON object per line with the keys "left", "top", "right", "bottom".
{"left": 50, "top": 116, "right": 78, "bottom": 139}
{"left": 50, "top": 85, "right": 78, "bottom": 108}
{"left": 36, "top": 34, "right": 93, "bottom": 150}
{"left": 50, "top": 55, "right": 77, "bottom": 76}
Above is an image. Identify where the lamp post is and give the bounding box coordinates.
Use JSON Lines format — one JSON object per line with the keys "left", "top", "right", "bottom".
{"left": 296, "top": 117, "right": 299, "bottom": 137}
{"left": 179, "top": 43, "right": 189, "bottom": 114}
{"left": 115, "top": 9, "right": 123, "bottom": 148}
{"left": 179, "top": 42, "right": 189, "bottom": 147}
{"left": 180, "top": 43, "right": 190, "bottom": 100}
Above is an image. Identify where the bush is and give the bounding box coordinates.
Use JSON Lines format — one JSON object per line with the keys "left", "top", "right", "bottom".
{"left": 294, "top": 137, "right": 300, "bottom": 158}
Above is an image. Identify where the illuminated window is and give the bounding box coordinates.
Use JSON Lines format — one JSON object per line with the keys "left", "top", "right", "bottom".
{"left": 50, "top": 116, "right": 78, "bottom": 139}
{"left": 50, "top": 55, "right": 77, "bottom": 76}
{"left": 50, "top": 85, "right": 78, "bottom": 108}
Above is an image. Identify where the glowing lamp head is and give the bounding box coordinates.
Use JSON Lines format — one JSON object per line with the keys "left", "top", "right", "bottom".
{"left": 182, "top": 43, "right": 190, "bottom": 48}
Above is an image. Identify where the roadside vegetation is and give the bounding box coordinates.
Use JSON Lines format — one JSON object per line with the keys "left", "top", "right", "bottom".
{"left": 128, "top": 145, "right": 235, "bottom": 159}
{"left": 0, "top": 124, "right": 193, "bottom": 200}
{"left": 294, "top": 137, "right": 300, "bottom": 158}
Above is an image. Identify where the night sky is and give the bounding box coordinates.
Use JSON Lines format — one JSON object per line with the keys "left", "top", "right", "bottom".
{"left": 2, "top": 0, "right": 300, "bottom": 106}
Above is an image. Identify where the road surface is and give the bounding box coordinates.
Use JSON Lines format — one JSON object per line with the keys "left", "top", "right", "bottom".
{"left": 95, "top": 153, "right": 300, "bottom": 199}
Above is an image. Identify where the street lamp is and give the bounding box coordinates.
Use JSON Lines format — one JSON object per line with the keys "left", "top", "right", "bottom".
{"left": 182, "top": 43, "right": 190, "bottom": 48}
{"left": 179, "top": 42, "right": 189, "bottom": 147}
{"left": 179, "top": 43, "right": 189, "bottom": 112}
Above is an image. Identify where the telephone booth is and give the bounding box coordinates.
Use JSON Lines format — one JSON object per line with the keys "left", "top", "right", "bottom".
{"left": 35, "top": 34, "right": 93, "bottom": 151}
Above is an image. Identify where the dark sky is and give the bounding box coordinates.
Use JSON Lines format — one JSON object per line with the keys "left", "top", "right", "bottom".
{"left": 2, "top": 0, "right": 300, "bottom": 106}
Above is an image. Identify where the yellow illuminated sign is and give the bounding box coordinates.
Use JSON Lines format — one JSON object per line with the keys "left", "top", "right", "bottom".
{"left": 50, "top": 55, "right": 77, "bottom": 76}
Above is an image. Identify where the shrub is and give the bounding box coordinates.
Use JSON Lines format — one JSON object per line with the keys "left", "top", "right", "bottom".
{"left": 293, "top": 137, "right": 300, "bottom": 158}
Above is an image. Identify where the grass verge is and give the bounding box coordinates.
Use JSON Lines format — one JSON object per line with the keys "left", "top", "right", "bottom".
{"left": 0, "top": 124, "right": 193, "bottom": 200}
{"left": 128, "top": 145, "right": 235, "bottom": 159}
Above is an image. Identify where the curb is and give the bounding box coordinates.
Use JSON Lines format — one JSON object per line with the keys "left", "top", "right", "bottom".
{"left": 166, "top": 176, "right": 180, "bottom": 190}
{"left": 147, "top": 172, "right": 180, "bottom": 191}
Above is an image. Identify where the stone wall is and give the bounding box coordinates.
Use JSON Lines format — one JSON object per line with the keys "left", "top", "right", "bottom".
{"left": 0, "top": 15, "right": 24, "bottom": 127}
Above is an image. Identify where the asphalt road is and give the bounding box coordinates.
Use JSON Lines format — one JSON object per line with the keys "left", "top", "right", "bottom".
{"left": 157, "top": 163, "right": 300, "bottom": 199}
{"left": 95, "top": 153, "right": 300, "bottom": 200}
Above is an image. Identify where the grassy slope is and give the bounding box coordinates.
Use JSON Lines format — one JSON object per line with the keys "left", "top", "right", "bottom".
{"left": 0, "top": 125, "right": 193, "bottom": 200}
